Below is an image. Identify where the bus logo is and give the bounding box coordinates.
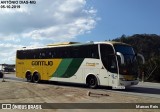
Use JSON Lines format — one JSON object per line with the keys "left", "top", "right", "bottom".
{"left": 32, "top": 61, "right": 53, "bottom": 66}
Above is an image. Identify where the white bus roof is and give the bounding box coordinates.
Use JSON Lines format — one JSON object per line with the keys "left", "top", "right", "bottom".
{"left": 18, "top": 41, "right": 130, "bottom": 50}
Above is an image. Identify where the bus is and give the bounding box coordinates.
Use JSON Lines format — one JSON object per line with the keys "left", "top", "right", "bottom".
{"left": 16, "top": 41, "right": 145, "bottom": 89}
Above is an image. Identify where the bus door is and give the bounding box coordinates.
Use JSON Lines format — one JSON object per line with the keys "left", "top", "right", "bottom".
{"left": 106, "top": 55, "right": 119, "bottom": 87}
{"left": 99, "top": 67, "right": 109, "bottom": 86}
{"left": 100, "top": 44, "right": 119, "bottom": 87}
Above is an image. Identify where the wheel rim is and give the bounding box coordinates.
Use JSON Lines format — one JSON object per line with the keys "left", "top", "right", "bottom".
{"left": 88, "top": 76, "right": 97, "bottom": 88}
{"left": 34, "top": 75, "right": 39, "bottom": 82}
{"left": 33, "top": 73, "right": 40, "bottom": 83}
{"left": 90, "top": 78, "right": 95, "bottom": 86}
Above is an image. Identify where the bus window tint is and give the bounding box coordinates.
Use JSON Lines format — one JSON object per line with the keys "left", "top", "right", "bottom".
{"left": 17, "top": 44, "right": 99, "bottom": 59}
{"left": 114, "top": 45, "right": 134, "bottom": 55}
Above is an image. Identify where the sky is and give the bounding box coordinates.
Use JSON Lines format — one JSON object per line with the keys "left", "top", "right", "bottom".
{"left": 0, "top": 0, "right": 160, "bottom": 64}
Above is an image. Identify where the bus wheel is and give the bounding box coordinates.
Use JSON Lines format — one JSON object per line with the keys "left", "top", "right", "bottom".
{"left": 32, "top": 72, "right": 40, "bottom": 83}
{"left": 86, "top": 75, "right": 98, "bottom": 89}
{"left": 26, "top": 72, "right": 32, "bottom": 82}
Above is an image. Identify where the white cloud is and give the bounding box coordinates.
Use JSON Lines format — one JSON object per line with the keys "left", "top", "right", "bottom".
{"left": 22, "top": 17, "right": 96, "bottom": 41}
{"left": 0, "top": 0, "right": 97, "bottom": 40}
{"left": 0, "top": 0, "right": 99, "bottom": 64}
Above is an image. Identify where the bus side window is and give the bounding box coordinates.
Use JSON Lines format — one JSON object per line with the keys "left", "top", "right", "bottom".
{"left": 73, "top": 48, "right": 79, "bottom": 58}
{"left": 58, "top": 47, "right": 70, "bottom": 58}
{"left": 48, "top": 51, "right": 52, "bottom": 58}
{"left": 28, "top": 50, "right": 33, "bottom": 59}
{"left": 35, "top": 50, "right": 39, "bottom": 59}
{"left": 48, "top": 48, "right": 58, "bottom": 58}
{"left": 52, "top": 51, "right": 56, "bottom": 58}
{"left": 39, "top": 52, "right": 42, "bottom": 59}
{"left": 49, "top": 52, "right": 52, "bottom": 56}
{"left": 42, "top": 53, "right": 45, "bottom": 58}
{"left": 77, "top": 45, "right": 98, "bottom": 59}
{"left": 17, "top": 50, "right": 24, "bottom": 59}
{"left": 23, "top": 51, "right": 26, "bottom": 59}
{"left": 90, "top": 45, "right": 99, "bottom": 59}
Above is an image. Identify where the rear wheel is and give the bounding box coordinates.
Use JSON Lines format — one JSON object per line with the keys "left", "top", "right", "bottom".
{"left": 26, "top": 72, "right": 32, "bottom": 82}
{"left": 86, "top": 75, "right": 98, "bottom": 89}
{"left": 32, "top": 72, "right": 40, "bottom": 83}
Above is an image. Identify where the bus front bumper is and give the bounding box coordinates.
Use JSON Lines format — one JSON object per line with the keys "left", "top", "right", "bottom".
{"left": 119, "top": 80, "right": 139, "bottom": 87}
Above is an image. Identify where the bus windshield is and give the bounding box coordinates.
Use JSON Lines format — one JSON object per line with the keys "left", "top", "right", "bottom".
{"left": 114, "top": 45, "right": 138, "bottom": 76}
{"left": 114, "top": 45, "right": 134, "bottom": 55}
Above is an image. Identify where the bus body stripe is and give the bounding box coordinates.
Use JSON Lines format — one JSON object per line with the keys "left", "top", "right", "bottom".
{"left": 50, "top": 59, "right": 62, "bottom": 77}
{"left": 62, "top": 58, "right": 84, "bottom": 78}
{"left": 51, "top": 59, "right": 73, "bottom": 77}
{"left": 51, "top": 58, "right": 84, "bottom": 78}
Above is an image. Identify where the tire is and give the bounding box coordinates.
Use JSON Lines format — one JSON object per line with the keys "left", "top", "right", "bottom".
{"left": 32, "top": 72, "right": 40, "bottom": 83}
{"left": 26, "top": 73, "right": 32, "bottom": 82}
{"left": 87, "top": 75, "right": 98, "bottom": 89}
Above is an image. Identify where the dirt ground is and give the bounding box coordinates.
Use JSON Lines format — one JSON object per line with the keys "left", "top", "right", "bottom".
{"left": 0, "top": 74, "right": 159, "bottom": 112}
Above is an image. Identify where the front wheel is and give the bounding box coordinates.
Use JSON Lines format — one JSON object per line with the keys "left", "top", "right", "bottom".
{"left": 87, "top": 76, "right": 98, "bottom": 89}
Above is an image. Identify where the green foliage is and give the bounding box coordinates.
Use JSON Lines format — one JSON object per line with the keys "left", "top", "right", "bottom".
{"left": 113, "top": 34, "right": 160, "bottom": 82}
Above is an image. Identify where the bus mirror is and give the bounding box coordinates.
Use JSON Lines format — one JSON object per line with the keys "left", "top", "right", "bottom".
{"left": 116, "top": 52, "right": 124, "bottom": 65}
{"left": 137, "top": 53, "right": 145, "bottom": 64}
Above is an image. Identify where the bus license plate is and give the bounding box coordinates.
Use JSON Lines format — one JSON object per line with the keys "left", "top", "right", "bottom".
{"left": 112, "top": 86, "right": 125, "bottom": 89}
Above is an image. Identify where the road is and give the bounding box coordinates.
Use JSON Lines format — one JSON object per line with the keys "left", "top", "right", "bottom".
{"left": 104, "top": 82, "right": 160, "bottom": 99}
{"left": 3, "top": 72, "right": 160, "bottom": 99}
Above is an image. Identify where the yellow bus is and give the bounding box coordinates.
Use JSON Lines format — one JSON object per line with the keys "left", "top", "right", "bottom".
{"left": 16, "top": 41, "right": 144, "bottom": 89}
